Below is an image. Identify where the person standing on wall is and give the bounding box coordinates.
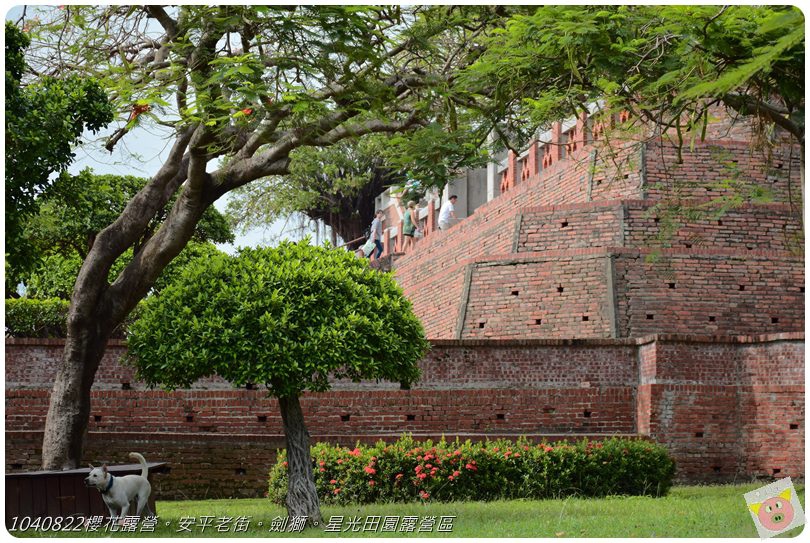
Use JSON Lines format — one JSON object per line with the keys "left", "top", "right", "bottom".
{"left": 368, "top": 209, "right": 385, "bottom": 259}
{"left": 438, "top": 194, "right": 458, "bottom": 231}
{"left": 402, "top": 200, "right": 419, "bottom": 252}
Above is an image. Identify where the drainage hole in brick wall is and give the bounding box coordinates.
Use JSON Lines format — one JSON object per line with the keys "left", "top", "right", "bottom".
{"left": 712, "top": 466, "right": 722, "bottom": 473}
{"left": 695, "top": 432, "right": 703, "bottom": 438}
{"left": 583, "top": 410, "right": 592, "bottom": 418}
{"left": 534, "top": 319, "right": 542, "bottom": 325}
{"left": 341, "top": 414, "right": 351, "bottom": 422}
{"left": 511, "top": 290, "right": 519, "bottom": 296}
{"left": 653, "top": 217, "right": 660, "bottom": 224}
{"left": 257, "top": 415, "right": 267, "bottom": 423}
{"left": 557, "top": 285, "right": 564, "bottom": 293}
{"left": 771, "top": 317, "right": 780, "bottom": 324}
{"left": 185, "top": 415, "right": 194, "bottom": 422}
{"left": 708, "top": 316, "right": 716, "bottom": 322}
{"left": 646, "top": 314, "right": 654, "bottom": 320}
{"left": 746, "top": 246, "right": 754, "bottom": 251}
{"left": 773, "top": 468, "right": 781, "bottom": 475}
{"left": 717, "top": 220, "right": 723, "bottom": 226}
{"left": 685, "top": 243, "right": 692, "bottom": 248}
{"left": 406, "top": 414, "right": 416, "bottom": 421}
{"left": 801, "top": 287, "right": 805, "bottom": 293}
{"left": 561, "top": 221, "right": 569, "bottom": 228}
{"left": 775, "top": 162, "right": 783, "bottom": 169}
{"left": 478, "top": 322, "right": 485, "bottom": 329}
{"left": 790, "top": 423, "right": 799, "bottom": 430}
{"left": 582, "top": 315, "right": 589, "bottom": 321}
{"left": 94, "top": 415, "right": 102, "bottom": 422}
{"left": 121, "top": 382, "right": 131, "bottom": 390}
{"left": 245, "top": 383, "right": 255, "bottom": 390}
{"left": 543, "top": 406, "right": 555, "bottom": 414}
{"left": 11, "top": 464, "right": 23, "bottom": 470}
{"left": 235, "top": 468, "right": 247, "bottom": 476}
{"left": 496, "top": 413, "right": 505, "bottom": 420}
{"left": 668, "top": 283, "right": 676, "bottom": 289}
{"left": 738, "top": 285, "right": 745, "bottom": 291}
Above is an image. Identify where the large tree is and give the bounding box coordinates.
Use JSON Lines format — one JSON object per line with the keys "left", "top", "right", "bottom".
{"left": 462, "top": 5, "right": 804, "bottom": 154}
{"left": 5, "top": 21, "right": 114, "bottom": 291}
{"left": 19, "top": 5, "right": 503, "bottom": 470}
{"left": 127, "top": 241, "right": 428, "bottom": 523}
{"left": 225, "top": 137, "right": 400, "bottom": 246}
{"left": 18, "top": 171, "right": 233, "bottom": 298}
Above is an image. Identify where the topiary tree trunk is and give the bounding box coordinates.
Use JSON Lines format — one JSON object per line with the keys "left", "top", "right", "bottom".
{"left": 278, "top": 395, "right": 322, "bottom": 525}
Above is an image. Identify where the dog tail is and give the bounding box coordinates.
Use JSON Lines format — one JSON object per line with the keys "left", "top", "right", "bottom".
{"left": 129, "top": 452, "right": 148, "bottom": 479}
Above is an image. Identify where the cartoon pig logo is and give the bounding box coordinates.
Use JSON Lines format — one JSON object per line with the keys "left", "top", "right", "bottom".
{"left": 749, "top": 488, "right": 795, "bottom": 532}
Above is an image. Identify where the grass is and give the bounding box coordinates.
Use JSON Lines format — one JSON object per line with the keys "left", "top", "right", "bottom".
{"left": 14, "top": 483, "right": 805, "bottom": 538}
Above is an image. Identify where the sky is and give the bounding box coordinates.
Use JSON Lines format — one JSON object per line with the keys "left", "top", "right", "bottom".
{"left": 6, "top": 4, "right": 325, "bottom": 255}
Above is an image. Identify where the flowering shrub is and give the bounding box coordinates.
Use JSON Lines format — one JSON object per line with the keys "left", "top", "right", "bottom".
{"left": 268, "top": 435, "right": 675, "bottom": 504}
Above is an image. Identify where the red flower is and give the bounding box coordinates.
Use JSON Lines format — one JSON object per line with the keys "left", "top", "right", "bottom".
{"left": 364, "top": 466, "right": 376, "bottom": 475}
{"left": 282, "top": 461, "right": 288, "bottom": 468}
{"left": 337, "top": 459, "right": 344, "bottom": 464}
{"left": 465, "top": 463, "right": 477, "bottom": 471}
{"left": 417, "top": 472, "right": 427, "bottom": 480}
{"left": 453, "top": 470, "right": 460, "bottom": 477}
{"left": 524, "top": 446, "right": 530, "bottom": 451}
{"left": 319, "top": 461, "right": 326, "bottom": 467}
{"left": 334, "top": 488, "right": 341, "bottom": 495}
{"left": 368, "top": 480, "right": 376, "bottom": 486}
{"left": 349, "top": 448, "right": 362, "bottom": 457}
{"left": 454, "top": 449, "right": 462, "bottom": 456}
{"left": 414, "top": 466, "right": 423, "bottom": 473}
{"left": 425, "top": 463, "right": 433, "bottom": 469}
{"left": 514, "top": 453, "right": 521, "bottom": 458}
{"left": 330, "top": 479, "right": 337, "bottom": 485}
{"left": 448, "top": 475, "right": 454, "bottom": 481}
{"left": 319, "top": 467, "right": 326, "bottom": 472}
{"left": 395, "top": 473, "right": 404, "bottom": 479}
{"left": 241, "top": 108, "right": 253, "bottom": 115}
{"left": 419, "top": 491, "right": 430, "bottom": 500}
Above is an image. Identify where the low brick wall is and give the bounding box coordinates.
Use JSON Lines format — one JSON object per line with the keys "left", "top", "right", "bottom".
{"left": 5, "top": 334, "right": 804, "bottom": 498}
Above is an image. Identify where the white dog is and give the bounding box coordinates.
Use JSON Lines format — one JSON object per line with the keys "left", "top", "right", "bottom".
{"left": 85, "top": 452, "right": 152, "bottom": 520}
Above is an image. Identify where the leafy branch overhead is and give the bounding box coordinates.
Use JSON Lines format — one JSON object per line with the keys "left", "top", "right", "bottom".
{"left": 462, "top": 5, "right": 804, "bottom": 149}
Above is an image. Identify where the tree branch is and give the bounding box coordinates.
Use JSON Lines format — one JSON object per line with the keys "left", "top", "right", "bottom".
{"left": 722, "top": 93, "right": 804, "bottom": 143}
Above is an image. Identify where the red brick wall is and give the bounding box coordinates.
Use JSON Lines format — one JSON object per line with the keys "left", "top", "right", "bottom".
{"left": 393, "top": 139, "right": 802, "bottom": 340}
{"left": 460, "top": 254, "right": 613, "bottom": 339}
{"left": 639, "top": 336, "right": 805, "bottom": 481}
{"left": 517, "top": 201, "right": 802, "bottom": 254}
{"left": 5, "top": 335, "right": 803, "bottom": 495}
{"left": 644, "top": 141, "right": 801, "bottom": 204}
{"left": 613, "top": 250, "right": 804, "bottom": 336}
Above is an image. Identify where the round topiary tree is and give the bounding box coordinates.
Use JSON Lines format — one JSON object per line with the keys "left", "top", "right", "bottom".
{"left": 126, "top": 240, "right": 429, "bottom": 523}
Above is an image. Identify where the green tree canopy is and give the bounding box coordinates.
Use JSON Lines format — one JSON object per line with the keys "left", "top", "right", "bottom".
{"left": 128, "top": 241, "right": 427, "bottom": 396}
{"left": 127, "top": 241, "right": 429, "bottom": 522}
{"left": 5, "top": 21, "right": 114, "bottom": 285}
{"left": 462, "top": 5, "right": 804, "bottom": 150}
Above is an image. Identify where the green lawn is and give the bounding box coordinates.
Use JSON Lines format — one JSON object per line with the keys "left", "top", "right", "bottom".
{"left": 14, "top": 483, "right": 805, "bottom": 538}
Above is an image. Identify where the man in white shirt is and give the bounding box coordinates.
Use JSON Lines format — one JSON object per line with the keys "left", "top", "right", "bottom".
{"left": 438, "top": 195, "right": 458, "bottom": 231}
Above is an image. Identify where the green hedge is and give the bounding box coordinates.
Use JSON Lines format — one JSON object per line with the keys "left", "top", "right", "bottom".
{"left": 5, "top": 298, "right": 140, "bottom": 338}
{"left": 268, "top": 435, "right": 676, "bottom": 504}
{"left": 5, "top": 298, "right": 69, "bottom": 338}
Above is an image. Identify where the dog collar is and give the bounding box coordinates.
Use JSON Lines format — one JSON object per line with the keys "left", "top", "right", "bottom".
{"left": 101, "top": 475, "right": 114, "bottom": 494}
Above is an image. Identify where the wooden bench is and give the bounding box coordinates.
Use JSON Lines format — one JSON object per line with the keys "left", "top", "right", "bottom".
{"left": 5, "top": 462, "right": 168, "bottom": 526}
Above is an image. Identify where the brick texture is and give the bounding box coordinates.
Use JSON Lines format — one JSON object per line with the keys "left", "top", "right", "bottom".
{"left": 5, "top": 335, "right": 804, "bottom": 496}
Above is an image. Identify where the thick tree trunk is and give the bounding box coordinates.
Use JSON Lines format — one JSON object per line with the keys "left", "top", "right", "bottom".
{"left": 41, "top": 329, "right": 109, "bottom": 469}
{"left": 278, "top": 395, "right": 322, "bottom": 525}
